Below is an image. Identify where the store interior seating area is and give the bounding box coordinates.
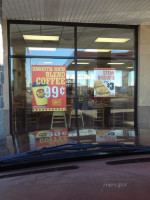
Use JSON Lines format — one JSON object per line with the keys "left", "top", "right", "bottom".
{"left": 12, "top": 93, "right": 134, "bottom": 134}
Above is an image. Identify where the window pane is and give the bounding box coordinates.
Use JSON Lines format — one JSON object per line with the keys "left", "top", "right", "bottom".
{"left": 11, "top": 58, "right": 76, "bottom": 134}
{"left": 75, "top": 59, "right": 135, "bottom": 131}
{"left": 9, "top": 23, "right": 136, "bottom": 152}
{"left": 77, "top": 27, "right": 134, "bottom": 58}
{"left": 10, "top": 24, "right": 74, "bottom": 57}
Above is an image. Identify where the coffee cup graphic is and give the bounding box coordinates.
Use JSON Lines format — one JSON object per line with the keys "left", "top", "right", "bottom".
{"left": 32, "top": 83, "right": 48, "bottom": 106}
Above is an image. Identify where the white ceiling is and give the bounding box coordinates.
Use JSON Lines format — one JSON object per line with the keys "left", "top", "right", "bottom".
{"left": 2, "top": 0, "right": 150, "bottom": 25}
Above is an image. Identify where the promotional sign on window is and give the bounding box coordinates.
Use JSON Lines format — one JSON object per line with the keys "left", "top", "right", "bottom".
{"left": 32, "top": 65, "right": 66, "bottom": 112}
{"left": 94, "top": 68, "right": 115, "bottom": 97}
{"left": 34, "top": 129, "right": 69, "bottom": 149}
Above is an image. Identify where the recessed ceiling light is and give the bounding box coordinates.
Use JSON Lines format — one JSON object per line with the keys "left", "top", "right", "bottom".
{"left": 28, "top": 47, "right": 56, "bottom": 51}
{"left": 95, "top": 38, "right": 130, "bottom": 43}
{"left": 126, "top": 67, "right": 133, "bottom": 69}
{"left": 85, "top": 49, "right": 110, "bottom": 52}
{"left": 72, "top": 62, "right": 89, "bottom": 65}
{"left": 107, "top": 63, "right": 124, "bottom": 65}
{"left": 23, "top": 35, "right": 59, "bottom": 41}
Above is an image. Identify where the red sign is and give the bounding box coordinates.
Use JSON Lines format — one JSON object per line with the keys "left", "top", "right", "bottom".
{"left": 32, "top": 65, "right": 66, "bottom": 111}
{"left": 34, "top": 129, "right": 69, "bottom": 149}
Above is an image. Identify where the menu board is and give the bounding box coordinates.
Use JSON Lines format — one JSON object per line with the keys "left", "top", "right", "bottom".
{"left": 94, "top": 68, "right": 115, "bottom": 97}
{"left": 34, "top": 129, "right": 69, "bottom": 149}
{"left": 32, "top": 65, "right": 66, "bottom": 112}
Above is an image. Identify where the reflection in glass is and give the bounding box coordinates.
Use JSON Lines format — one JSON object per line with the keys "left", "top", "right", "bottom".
{"left": 10, "top": 24, "right": 74, "bottom": 57}
{"left": 10, "top": 23, "right": 136, "bottom": 148}
{"left": 11, "top": 58, "right": 75, "bottom": 134}
{"left": 0, "top": 127, "right": 139, "bottom": 157}
{"left": 77, "top": 27, "right": 134, "bottom": 58}
{"left": 76, "top": 59, "right": 135, "bottom": 129}
{"left": 29, "top": 129, "right": 69, "bottom": 150}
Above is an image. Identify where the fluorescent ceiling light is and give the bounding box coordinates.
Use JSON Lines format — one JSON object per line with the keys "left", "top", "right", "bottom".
{"left": 28, "top": 47, "right": 56, "bottom": 51}
{"left": 95, "top": 38, "right": 130, "bottom": 43}
{"left": 44, "top": 62, "right": 53, "bottom": 64}
{"left": 85, "top": 49, "right": 110, "bottom": 52}
{"left": 107, "top": 63, "right": 124, "bottom": 65}
{"left": 72, "top": 62, "right": 89, "bottom": 65}
{"left": 23, "top": 35, "right": 59, "bottom": 41}
{"left": 126, "top": 67, "right": 133, "bottom": 69}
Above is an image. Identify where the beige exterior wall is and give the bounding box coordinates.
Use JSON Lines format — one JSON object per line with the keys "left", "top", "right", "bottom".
{"left": 3, "top": 19, "right": 9, "bottom": 110}
{"left": 138, "top": 25, "right": 150, "bottom": 106}
{"left": 2, "top": 19, "right": 10, "bottom": 136}
{"left": 138, "top": 25, "right": 150, "bottom": 129}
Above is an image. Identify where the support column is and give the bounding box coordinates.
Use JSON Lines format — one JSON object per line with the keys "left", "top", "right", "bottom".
{"left": 0, "top": 0, "right": 4, "bottom": 137}
{"left": 137, "top": 25, "right": 150, "bottom": 146}
{"left": 138, "top": 25, "right": 150, "bottom": 129}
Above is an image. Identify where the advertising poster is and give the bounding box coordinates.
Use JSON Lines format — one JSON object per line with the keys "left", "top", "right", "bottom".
{"left": 94, "top": 68, "right": 115, "bottom": 97}
{"left": 32, "top": 65, "right": 66, "bottom": 112}
{"left": 34, "top": 129, "right": 69, "bottom": 149}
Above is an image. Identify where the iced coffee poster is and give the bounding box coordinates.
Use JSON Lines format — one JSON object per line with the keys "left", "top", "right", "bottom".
{"left": 32, "top": 65, "right": 66, "bottom": 112}
{"left": 94, "top": 68, "right": 115, "bottom": 97}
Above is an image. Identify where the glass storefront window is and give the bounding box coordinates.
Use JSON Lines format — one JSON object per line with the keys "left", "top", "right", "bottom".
{"left": 76, "top": 59, "right": 135, "bottom": 129}
{"left": 10, "top": 24, "right": 74, "bottom": 57}
{"left": 77, "top": 27, "right": 134, "bottom": 58}
{"left": 9, "top": 22, "right": 136, "bottom": 137}
{"left": 11, "top": 58, "right": 75, "bottom": 133}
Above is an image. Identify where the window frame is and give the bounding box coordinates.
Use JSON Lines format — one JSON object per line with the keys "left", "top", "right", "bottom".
{"left": 7, "top": 20, "right": 138, "bottom": 136}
